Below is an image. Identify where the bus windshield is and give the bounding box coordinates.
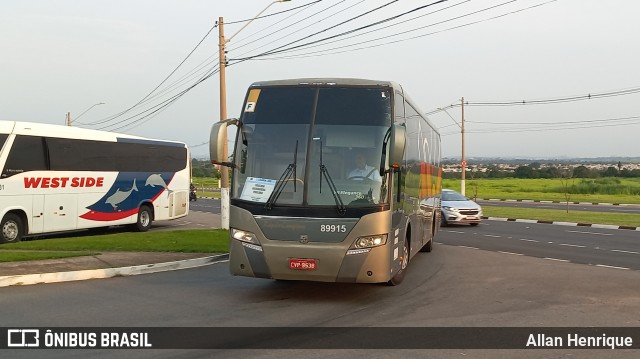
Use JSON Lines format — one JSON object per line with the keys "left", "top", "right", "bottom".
{"left": 233, "top": 86, "right": 392, "bottom": 208}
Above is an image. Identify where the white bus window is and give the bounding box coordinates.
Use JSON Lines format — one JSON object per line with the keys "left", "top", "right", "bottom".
{"left": 2, "top": 135, "right": 47, "bottom": 178}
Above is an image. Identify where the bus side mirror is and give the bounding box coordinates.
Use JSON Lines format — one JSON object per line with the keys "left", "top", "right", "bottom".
{"left": 390, "top": 124, "right": 405, "bottom": 168}
{"left": 209, "top": 119, "right": 238, "bottom": 167}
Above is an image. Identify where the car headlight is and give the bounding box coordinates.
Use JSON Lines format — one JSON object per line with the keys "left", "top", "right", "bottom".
{"left": 353, "top": 234, "right": 387, "bottom": 249}
{"left": 442, "top": 206, "right": 458, "bottom": 212}
{"left": 231, "top": 228, "right": 258, "bottom": 243}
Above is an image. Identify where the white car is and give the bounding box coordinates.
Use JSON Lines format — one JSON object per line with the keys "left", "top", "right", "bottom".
{"left": 440, "top": 189, "right": 483, "bottom": 226}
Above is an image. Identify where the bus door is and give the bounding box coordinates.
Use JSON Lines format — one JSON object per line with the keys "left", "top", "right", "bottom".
{"left": 31, "top": 195, "right": 44, "bottom": 234}
{"left": 43, "top": 194, "right": 78, "bottom": 232}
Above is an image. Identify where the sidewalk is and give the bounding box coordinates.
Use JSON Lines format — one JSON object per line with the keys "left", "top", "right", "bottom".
{"left": 0, "top": 251, "right": 229, "bottom": 287}
{"left": 0, "top": 211, "right": 225, "bottom": 287}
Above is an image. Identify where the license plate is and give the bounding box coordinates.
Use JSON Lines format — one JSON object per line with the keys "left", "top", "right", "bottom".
{"left": 289, "top": 258, "right": 317, "bottom": 270}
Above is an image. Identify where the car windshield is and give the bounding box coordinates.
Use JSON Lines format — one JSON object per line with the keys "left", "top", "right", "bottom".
{"left": 442, "top": 191, "right": 468, "bottom": 201}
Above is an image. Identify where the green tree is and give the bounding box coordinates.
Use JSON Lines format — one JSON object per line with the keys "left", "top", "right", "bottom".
{"left": 572, "top": 165, "right": 591, "bottom": 178}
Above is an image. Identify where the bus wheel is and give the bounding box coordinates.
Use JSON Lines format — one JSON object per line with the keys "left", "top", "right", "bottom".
{"left": 1, "top": 213, "right": 23, "bottom": 244}
{"left": 134, "top": 205, "right": 153, "bottom": 232}
{"left": 420, "top": 237, "right": 433, "bottom": 253}
{"left": 388, "top": 239, "right": 409, "bottom": 286}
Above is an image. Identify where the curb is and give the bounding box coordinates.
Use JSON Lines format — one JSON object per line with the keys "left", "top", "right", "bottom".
{"left": 480, "top": 198, "right": 639, "bottom": 207}
{"left": 483, "top": 217, "right": 640, "bottom": 231}
{"left": 0, "top": 254, "right": 229, "bottom": 288}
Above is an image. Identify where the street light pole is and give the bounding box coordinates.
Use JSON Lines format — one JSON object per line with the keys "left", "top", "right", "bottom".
{"left": 461, "top": 97, "right": 466, "bottom": 196}
{"left": 217, "top": 0, "right": 290, "bottom": 230}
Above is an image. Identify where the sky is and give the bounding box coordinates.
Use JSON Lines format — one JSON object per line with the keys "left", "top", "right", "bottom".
{"left": 1, "top": 0, "right": 639, "bottom": 160}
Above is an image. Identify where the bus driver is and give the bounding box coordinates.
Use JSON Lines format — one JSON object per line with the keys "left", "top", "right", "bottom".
{"left": 347, "top": 153, "right": 382, "bottom": 182}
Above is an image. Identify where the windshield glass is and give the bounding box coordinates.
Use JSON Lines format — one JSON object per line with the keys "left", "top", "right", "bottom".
{"left": 232, "top": 85, "right": 391, "bottom": 208}
{"left": 442, "top": 191, "right": 468, "bottom": 201}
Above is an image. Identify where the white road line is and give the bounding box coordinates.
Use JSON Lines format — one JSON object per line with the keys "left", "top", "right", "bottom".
{"left": 566, "top": 230, "right": 613, "bottom": 236}
{"left": 544, "top": 257, "right": 569, "bottom": 262}
{"left": 558, "top": 243, "right": 586, "bottom": 248}
{"left": 610, "top": 249, "right": 640, "bottom": 255}
{"left": 483, "top": 234, "right": 501, "bottom": 238}
{"left": 519, "top": 238, "right": 539, "bottom": 243}
{"left": 457, "top": 246, "right": 479, "bottom": 250}
{"left": 595, "top": 264, "right": 630, "bottom": 270}
{"left": 446, "top": 230, "right": 466, "bottom": 234}
{"left": 498, "top": 251, "right": 524, "bottom": 256}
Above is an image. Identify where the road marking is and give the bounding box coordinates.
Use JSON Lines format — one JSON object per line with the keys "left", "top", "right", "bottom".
{"left": 566, "top": 230, "right": 613, "bottom": 236}
{"left": 446, "top": 230, "right": 466, "bottom": 234}
{"left": 484, "top": 234, "right": 501, "bottom": 238}
{"left": 457, "top": 246, "right": 479, "bottom": 250}
{"left": 519, "top": 238, "right": 539, "bottom": 243}
{"left": 595, "top": 264, "right": 630, "bottom": 270}
{"left": 544, "top": 257, "right": 569, "bottom": 262}
{"left": 498, "top": 251, "right": 523, "bottom": 256}
{"left": 558, "top": 243, "right": 586, "bottom": 248}
{"left": 610, "top": 249, "right": 640, "bottom": 255}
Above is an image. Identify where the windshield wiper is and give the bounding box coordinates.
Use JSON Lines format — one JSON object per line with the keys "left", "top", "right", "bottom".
{"left": 318, "top": 140, "right": 346, "bottom": 216}
{"left": 264, "top": 140, "right": 298, "bottom": 210}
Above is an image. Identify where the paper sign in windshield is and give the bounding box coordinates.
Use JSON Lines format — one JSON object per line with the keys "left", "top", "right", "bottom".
{"left": 240, "top": 177, "right": 277, "bottom": 202}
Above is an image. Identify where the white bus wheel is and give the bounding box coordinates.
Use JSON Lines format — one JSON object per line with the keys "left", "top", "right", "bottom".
{"left": 1, "top": 213, "right": 23, "bottom": 244}
{"left": 134, "top": 205, "right": 153, "bottom": 232}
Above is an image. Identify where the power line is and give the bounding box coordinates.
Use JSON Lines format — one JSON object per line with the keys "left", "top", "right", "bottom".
{"left": 229, "top": 0, "right": 406, "bottom": 64}
{"left": 225, "top": 0, "right": 323, "bottom": 25}
{"left": 82, "top": 22, "right": 219, "bottom": 127}
{"left": 440, "top": 115, "right": 640, "bottom": 136}
{"left": 229, "top": 0, "right": 329, "bottom": 49}
{"left": 427, "top": 85, "right": 640, "bottom": 117}
{"left": 237, "top": 0, "right": 537, "bottom": 61}
{"left": 229, "top": 0, "right": 363, "bottom": 56}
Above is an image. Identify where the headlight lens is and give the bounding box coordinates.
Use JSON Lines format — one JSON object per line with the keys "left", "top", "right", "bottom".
{"left": 442, "top": 206, "right": 458, "bottom": 212}
{"left": 231, "top": 228, "right": 257, "bottom": 243}
{"left": 353, "top": 234, "right": 387, "bottom": 249}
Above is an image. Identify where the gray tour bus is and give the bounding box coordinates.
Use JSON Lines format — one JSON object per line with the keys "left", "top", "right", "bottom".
{"left": 210, "top": 78, "right": 442, "bottom": 285}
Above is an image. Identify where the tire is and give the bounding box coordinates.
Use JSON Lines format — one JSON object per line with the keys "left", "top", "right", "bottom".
{"left": 134, "top": 205, "right": 153, "bottom": 232}
{"left": 387, "top": 238, "right": 409, "bottom": 286}
{"left": 420, "top": 237, "right": 433, "bottom": 253}
{"left": 470, "top": 223, "right": 479, "bottom": 226}
{"left": 440, "top": 212, "right": 448, "bottom": 227}
{"left": 1, "top": 213, "right": 23, "bottom": 244}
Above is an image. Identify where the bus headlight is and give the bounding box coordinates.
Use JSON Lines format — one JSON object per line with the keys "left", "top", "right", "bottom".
{"left": 231, "top": 228, "right": 258, "bottom": 244}
{"left": 353, "top": 234, "right": 387, "bottom": 249}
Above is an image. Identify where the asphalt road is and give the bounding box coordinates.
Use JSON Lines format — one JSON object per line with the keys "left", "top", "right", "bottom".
{"left": 438, "top": 221, "right": 640, "bottom": 270}
{"left": 478, "top": 199, "right": 640, "bottom": 213}
{"left": 4, "top": 210, "right": 640, "bottom": 358}
{"left": 188, "top": 197, "right": 220, "bottom": 214}
{"left": 3, "top": 243, "right": 640, "bottom": 358}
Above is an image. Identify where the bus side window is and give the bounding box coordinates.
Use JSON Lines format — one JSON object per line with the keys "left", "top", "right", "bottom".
{"left": 2, "top": 135, "right": 48, "bottom": 178}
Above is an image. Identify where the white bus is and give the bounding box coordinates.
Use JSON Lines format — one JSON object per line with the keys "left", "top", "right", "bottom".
{"left": 210, "top": 78, "right": 442, "bottom": 285}
{"left": 0, "top": 121, "right": 191, "bottom": 243}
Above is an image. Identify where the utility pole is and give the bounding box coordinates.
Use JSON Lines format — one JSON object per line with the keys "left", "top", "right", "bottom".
{"left": 461, "top": 97, "right": 466, "bottom": 196}
{"left": 216, "top": 2, "right": 290, "bottom": 230}
{"left": 218, "top": 16, "right": 230, "bottom": 230}
{"left": 67, "top": 112, "right": 71, "bottom": 126}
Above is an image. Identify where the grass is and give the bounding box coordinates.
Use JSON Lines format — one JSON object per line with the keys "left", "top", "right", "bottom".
{"left": 192, "top": 176, "right": 221, "bottom": 199}
{"left": 444, "top": 177, "right": 640, "bottom": 204}
{"left": 483, "top": 206, "right": 640, "bottom": 228}
{"left": 0, "top": 229, "right": 230, "bottom": 263}
{"left": 0, "top": 251, "right": 101, "bottom": 263}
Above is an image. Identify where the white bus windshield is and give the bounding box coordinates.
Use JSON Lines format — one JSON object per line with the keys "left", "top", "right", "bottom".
{"left": 233, "top": 86, "right": 392, "bottom": 208}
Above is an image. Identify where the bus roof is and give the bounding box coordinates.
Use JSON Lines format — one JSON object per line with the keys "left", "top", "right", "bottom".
{"left": 0, "top": 120, "right": 186, "bottom": 146}
{"left": 249, "top": 78, "right": 401, "bottom": 90}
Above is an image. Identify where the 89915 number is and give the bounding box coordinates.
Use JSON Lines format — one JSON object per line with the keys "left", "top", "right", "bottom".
{"left": 320, "top": 224, "right": 347, "bottom": 233}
